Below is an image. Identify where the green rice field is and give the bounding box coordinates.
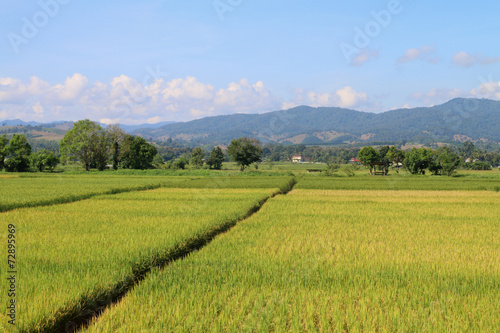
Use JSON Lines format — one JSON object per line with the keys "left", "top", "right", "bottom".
{"left": 0, "top": 171, "right": 498, "bottom": 332}
{"left": 83, "top": 189, "right": 500, "bottom": 332}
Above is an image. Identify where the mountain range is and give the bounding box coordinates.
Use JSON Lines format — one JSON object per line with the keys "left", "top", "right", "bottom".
{"left": 0, "top": 119, "right": 176, "bottom": 133}
{"left": 133, "top": 98, "right": 500, "bottom": 146}
{"left": 2, "top": 98, "right": 500, "bottom": 147}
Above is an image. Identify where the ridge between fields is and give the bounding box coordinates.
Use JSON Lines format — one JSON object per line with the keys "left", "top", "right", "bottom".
{"left": 30, "top": 178, "right": 296, "bottom": 333}
{"left": 0, "top": 177, "right": 200, "bottom": 213}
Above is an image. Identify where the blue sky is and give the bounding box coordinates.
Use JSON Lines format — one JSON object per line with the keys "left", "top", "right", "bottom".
{"left": 1, "top": 0, "right": 500, "bottom": 124}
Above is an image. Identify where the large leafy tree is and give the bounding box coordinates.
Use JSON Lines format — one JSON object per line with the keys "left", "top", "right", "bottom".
{"left": 403, "top": 148, "right": 433, "bottom": 174}
{"left": 386, "top": 146, "right": 405, "bottom": 173}
{"left": 0, "top": 135, "right": 8, "bottom": 170}
{"left": 434, "top": 147, "right": 460, "bottom": 176}
{"left": 106, "top": 124, "right": 126, "bottom": 170}
{"left": 358, "top": 146, "right": 380, "bottom": 175}
{"left": 227, "top": 137, "right": 262, "bottom": 171}
{"left": 207, "top": 146, "right": 224, "bottom": 170}
{"left": 190, "top": 147, "right": 205, "bottom": 169}
{"left": 121, "top": 136, "right": 157, "bottom": 169}
{"left": 60, "top": 120, "right": 108, "bottom": 171}
{"left": 31, "top": 149, "right": 60, "bottom": 172}
{"left": 4, "top": 134, "right": 32, "bottom": 172}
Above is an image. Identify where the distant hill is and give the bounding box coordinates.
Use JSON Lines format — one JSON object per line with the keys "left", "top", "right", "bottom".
{"left": 133, "top": 98, "right": 500, "bottom": 146}
{"left": 109, "top": 121, "right": 177, "bottom": 132}
{"left": 2, "top": 98, "right": 500, "bottom": 147}
{"left": 0, "top": 120, "right": 177, "bottom": 139}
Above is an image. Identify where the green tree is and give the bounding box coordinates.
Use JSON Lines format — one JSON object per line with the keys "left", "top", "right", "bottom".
{"left": 4, "top": 134, "right": 32, "bottom": 172}
{"left": 0, "top": 135, "right": 8, "bottom": 170}
{"left": 173, "top": 156, "right": 188, "bottom": 170}
{"left": 459, "top": 141, "right": 479, "bottom": 160}
{"left": 59, "top": 119, "right": 107, "bottom": 171}
{"left": 227, "top": 137, "right": 263, "bottom": 171}
{"left": 358, "top": 146, "right": 380, "bottom": 175}
{"left": 106, "top": 124, "right": 126, "bottom": 170}
{"left": 436, "top": 148, "right": 460, "bottom": 176}
{"left": 31, "top": 149, "right": 60, "bottom": 172}
{"left": 207, "top": 146, "right": 224, "bottom": 170}
{"left": 152, "top": 154, "right": 164, "bottom": 168}
{"left": 378, "top": 146, "right": 391, "bottom": 164}
{"left": 403, "top": 148, "right": 433, "bottom": 174}
{"left": 386, "top": 146, "right": 405, "bottom": 173}
{"left": 121, "top": 136, "right": 157, "bottom": 169}
{"left": 92, "top": 130, "right": 110, "bottom": 171}
{"left": 190, "top": 147, "right": 205, "bottom": 169}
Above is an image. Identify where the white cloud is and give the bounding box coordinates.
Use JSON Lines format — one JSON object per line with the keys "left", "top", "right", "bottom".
{"left": 470, "top": 81, "right": 500, "bottom": 99}
{"left": 397, "top": 45, "right": 439, "bottom": 64}
{"left": 288, "top": 86, "right": 377, "bottom": 111}
{"left": 53, "top": 73, "right": 89, "bottom": 100}
{"left": 32, "top": 102, "right": 44, "bottom": 119}
{"left": 0, "top": 74, "right": 282, "bottom": 123}
{"left": 350, "top": 48, "right": 379, "bottom": 67}
{"left": 452, "top": 51, "right": 500, "bottom": 67}
{"left": 408, "top": 88, "right": 465, "bottom": 105}
{"left": 336, "top": 86, "right": 368, "bottom": 108}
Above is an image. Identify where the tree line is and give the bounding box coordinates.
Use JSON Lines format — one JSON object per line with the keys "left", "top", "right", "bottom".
{"left": 1, "top": 119, "right": 498, "bottom": 175}
{"left": 0, "top": 134, "right": 59, "bottom": 172}
{"left": 357, "top": 142, "right": 496, "bottom": 176}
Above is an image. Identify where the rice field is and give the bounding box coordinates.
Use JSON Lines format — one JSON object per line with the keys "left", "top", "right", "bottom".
{"left": 0, "top": 174, "right": 192, "bottom": 212}
{"left": 1, "top": 173, "right": 499, "bottom": 332}
{"left": 83, "top": 190, "right": 500, "bottom": 332}
{"left": 297, "top": 174, "right": 500, "bottom": 191}
{"left": 0, "top": 174, "right": 295, "bottom": 212}
{"left": 0, "top": 186, "right": 285, "bottom": 332}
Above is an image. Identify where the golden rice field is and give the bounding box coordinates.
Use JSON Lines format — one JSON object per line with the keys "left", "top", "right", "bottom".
{"left": 0, "top": 174, "right": 191, "bottom": 212}
{"left": 84, "top": 190, "right": 500, "bottom": 332}
{"left": 0, "top": 186, "right": 282, "bottom": 332}
{"left": 1, "top": 173, "right": 499, "bottom": 332}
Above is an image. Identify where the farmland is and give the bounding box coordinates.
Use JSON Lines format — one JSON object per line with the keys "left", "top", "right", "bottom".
{"left": 0, "top": 171, "right": 499, "bottom": 332}
{"left": 84, "top": 190, "right": 500, "bottom": 332}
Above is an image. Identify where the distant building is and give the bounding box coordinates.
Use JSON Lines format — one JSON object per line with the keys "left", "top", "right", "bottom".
{"left": 349, "top": 158, "right": 360, "bottom": 164}
{"left": 292, "top": 155, "right": 304, "bottom": 163}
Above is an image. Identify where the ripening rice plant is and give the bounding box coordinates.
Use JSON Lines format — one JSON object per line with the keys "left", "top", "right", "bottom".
{"left": 84, "top": 190, "right": 500, "bottom": 332}
{"left": 0, "top": 187, "right": 279, "bottom": 332}
{"left": 0, "top": 174, "right": 192, "bottom": 212}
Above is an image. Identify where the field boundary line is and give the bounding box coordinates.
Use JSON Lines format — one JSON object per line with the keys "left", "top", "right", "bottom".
{"left": 36, "top": 177, "right": 296, "bottom": 333}
{"left": 0, "top": 177, "right": 202, "bottom": 213}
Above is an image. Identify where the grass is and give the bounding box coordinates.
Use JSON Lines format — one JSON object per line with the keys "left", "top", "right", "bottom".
{"left": 0, "top": 187, "right": 287, "bottom": 332}
{"left": 84, "top": 189, "right": 500, "bottom": 332}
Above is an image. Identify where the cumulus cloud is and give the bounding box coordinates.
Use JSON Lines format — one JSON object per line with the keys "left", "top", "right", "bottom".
{"left": 452, "top": 51, "right": 500, "bottom": 67}
{"left": 350, "top": 48, "right": 379, "bottom": 67}
{"left": 408, "top": 78, "right": 500, "bottom": 107}
{"left": 408, "top": 88, "right": 465, "bottom": 105}
{"left": 470, "top": 81, "right": 500, "bottom": 100}
{"left": 287, "top": 86, "right": 377, "bottom": 111}
{"left": 32, "top": 102, "right": 44, "bottom": 119}
{"left": 397, "top": 45, "right": 439, "bottom": 64}
{"left": 0, "top": 74, "right": 282, "bottom": 124}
